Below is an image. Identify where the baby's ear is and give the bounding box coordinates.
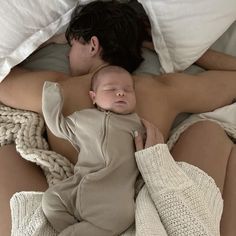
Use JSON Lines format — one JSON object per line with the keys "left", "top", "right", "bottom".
{"left": 89, "top": 91, "right": 96, "bottom": 104}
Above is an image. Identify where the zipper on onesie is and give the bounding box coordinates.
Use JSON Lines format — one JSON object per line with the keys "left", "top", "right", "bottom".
{"left": 101, "top": 111, "right": 111, "bottom": 165}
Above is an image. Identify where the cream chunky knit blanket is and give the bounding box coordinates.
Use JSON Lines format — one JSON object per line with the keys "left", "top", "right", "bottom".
{"left": 0, "top": 103, "right": 235, "bottom": 236}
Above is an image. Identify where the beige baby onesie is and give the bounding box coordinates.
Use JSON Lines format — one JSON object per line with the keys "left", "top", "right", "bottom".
{"left": 42, "top": 81, "right": 143, "bottom": 236}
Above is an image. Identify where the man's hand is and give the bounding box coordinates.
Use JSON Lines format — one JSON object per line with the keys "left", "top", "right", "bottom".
{"left": 50, "top": 33, "right": 67, "bottom": 45}
{"left": 39, "top": 33, "right": 67, "bottom": 50}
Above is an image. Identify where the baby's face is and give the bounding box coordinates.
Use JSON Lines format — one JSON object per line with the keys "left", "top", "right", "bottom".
{"left": 90, "top": 71, "right": 136, "bottom": 114}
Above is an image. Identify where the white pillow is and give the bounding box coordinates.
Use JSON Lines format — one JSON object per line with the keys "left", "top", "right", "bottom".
{"left": 138, "top": 0, "right": 236, "bottom": 73}
{"left": 0, "top": 0, "right": 77, "bottom": 82}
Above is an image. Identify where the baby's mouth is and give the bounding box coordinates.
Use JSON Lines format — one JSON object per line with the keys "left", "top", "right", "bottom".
{"left": 115, "top": 100, "right": 127, "bottom": 105}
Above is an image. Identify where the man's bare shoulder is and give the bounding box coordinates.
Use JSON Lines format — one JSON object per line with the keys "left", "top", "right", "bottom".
{"left": 132, "top": 72, "right": 193, "bottom": 87}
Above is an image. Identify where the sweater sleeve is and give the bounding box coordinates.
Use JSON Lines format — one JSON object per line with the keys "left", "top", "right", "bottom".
{"left": 135, "top": 144, "right": 221, "bottom": 236}
{"left": 42, "top": 81, "right": 78, "bottom": 148}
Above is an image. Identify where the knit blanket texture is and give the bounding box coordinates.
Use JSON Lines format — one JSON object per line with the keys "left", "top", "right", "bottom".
{"left": 0, "top": 103, "right": 235, "bottom": 236}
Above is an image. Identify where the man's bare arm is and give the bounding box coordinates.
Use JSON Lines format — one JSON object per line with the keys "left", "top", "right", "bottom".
{"left": 167, "top": 70, "right": 236, "bottom": 114}
{"left": 196, "top": 49, "right": 236, "bottom": 71}
{"left": 165, "top": 50, "right": 236, "bottom": 114}
{"left": 0, "top": 68, "right": 68, "bottom": 113}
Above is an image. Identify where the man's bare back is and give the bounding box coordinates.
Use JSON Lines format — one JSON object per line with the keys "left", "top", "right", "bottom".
{"left": 2, "top": 65, "right": 235, "bottom": 164}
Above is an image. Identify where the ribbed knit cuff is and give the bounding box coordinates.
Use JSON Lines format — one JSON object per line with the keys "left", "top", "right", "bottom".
{"left": 135, "top": 144, "right": 193, "bottom": 192}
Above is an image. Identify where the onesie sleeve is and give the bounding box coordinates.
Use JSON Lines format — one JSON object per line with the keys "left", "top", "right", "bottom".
{"left": 135, "top": 144, "right": 222, "bottom": 236}
{"left": 42, "top": 81, "right": 78, "bottom": 147}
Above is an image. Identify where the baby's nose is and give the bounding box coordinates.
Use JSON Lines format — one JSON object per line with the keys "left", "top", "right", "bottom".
{"left": 116, "top": 90, "right": 124, "bottom": 96}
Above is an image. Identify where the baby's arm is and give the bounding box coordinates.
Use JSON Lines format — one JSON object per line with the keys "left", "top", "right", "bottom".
{"left": 42, "top": 81, "right": 77, "bottom": 143}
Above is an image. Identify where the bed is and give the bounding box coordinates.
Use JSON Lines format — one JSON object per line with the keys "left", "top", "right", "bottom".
{"left": 0, "top": 0, "right": 236, "bottom": 235}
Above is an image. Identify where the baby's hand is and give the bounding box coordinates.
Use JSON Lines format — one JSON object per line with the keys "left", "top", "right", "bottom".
{"left": 134, "top": 119, "right": 164, "bottom": 151}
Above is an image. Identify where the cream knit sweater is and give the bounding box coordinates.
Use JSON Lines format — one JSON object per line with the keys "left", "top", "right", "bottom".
{"left": 2, "top": 103, "right": 235, "bottom": 236}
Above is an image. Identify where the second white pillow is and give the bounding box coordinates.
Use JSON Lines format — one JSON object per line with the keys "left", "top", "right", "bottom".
{"left": 138, "top": 0, "right": 236, "bottom": 73}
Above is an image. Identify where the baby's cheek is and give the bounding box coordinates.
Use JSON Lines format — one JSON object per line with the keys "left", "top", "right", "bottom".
{"left": 97, "top": 97, "right": 113, "bottom": 110}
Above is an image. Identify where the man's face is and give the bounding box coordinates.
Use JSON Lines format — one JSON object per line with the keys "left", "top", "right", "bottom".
{"left": 68, "top": 38, "right": 92, "bottom": 76}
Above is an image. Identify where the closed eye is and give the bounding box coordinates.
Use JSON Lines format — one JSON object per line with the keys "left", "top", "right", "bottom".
{"left": 124, "top": 88, "right": 134, "bottom": 92}
{"left": 103, "top": 88, "right": 116, "bottom": 91}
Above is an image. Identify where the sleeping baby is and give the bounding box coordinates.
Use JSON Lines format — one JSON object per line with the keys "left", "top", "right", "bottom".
{"left": 42, "top": 65, "right": 143, "bottom": 236}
